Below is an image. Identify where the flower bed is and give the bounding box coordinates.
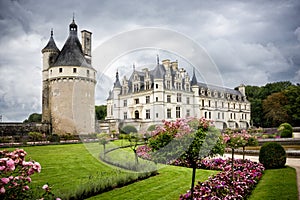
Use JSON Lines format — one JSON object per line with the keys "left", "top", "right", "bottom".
{"left": 178, "top": 158, "right": 264, "bottom": 199}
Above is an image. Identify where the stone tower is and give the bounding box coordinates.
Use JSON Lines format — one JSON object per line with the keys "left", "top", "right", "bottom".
{"left": 41, "top": 18, "right": 97, "bottom": 135}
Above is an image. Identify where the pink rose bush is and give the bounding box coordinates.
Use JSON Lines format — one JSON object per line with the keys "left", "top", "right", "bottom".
{"left": 179, "top": 158, "right": 264, "bottom": 199}
{"left": 0, "top": 148, "right": 41, "bottom": 199}
{"left": 222, "top": 129, "right": 257, "bottom": 150}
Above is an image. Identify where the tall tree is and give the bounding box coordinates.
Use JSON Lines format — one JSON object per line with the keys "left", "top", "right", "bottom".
{"left": 263, "top": 92, "right": 290, "bottom": 127}
{"left": 284, "top": 85, "right": 300, "bottom": 126}
{"left": 95, "top": 105, "right": 107, "bottom": 120}
{"left": 23, "top": 113, "right": 42, "bottom": 123}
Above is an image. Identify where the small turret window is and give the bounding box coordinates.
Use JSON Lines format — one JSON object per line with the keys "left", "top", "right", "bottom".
{"left": 73, "top": 68, "right": 77, "bottom": 73}
{"left": 87, "top": 70, "right": 90, "bottom": 77}
{"left": 59, "top": 68, "right": 63, "bottom": 73}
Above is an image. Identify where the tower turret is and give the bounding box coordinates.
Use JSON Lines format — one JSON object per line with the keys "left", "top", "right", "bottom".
{"left": 41, "top": 30, "right": 60, "bottom": 123}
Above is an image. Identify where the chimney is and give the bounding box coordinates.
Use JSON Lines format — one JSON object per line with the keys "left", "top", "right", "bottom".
{"left": 81, "top": 30, "right": 92, "bottom": 64}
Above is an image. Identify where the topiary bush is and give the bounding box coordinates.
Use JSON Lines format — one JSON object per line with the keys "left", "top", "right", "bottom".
{"left": 147, "top": 124, "right": 156, "bottom": 132}
{"left": 278, "top": 122, "right": 293, "bottom": 138}
{"left": 259, "top": 142, "right": 286, "bottom": 169}
{"left": 120, "top": 125, "right": 138, "bottom": 134}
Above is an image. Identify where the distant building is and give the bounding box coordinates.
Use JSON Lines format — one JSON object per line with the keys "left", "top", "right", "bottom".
{"left": 106, "top": 57, "right": 250, "bottom": 131}
{"left": 41, "top": 18, "right": 97, "bottom": 135}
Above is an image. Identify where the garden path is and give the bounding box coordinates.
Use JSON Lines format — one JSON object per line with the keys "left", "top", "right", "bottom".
{"left": 224, "top": 154, "right": 300, "bottom": 200}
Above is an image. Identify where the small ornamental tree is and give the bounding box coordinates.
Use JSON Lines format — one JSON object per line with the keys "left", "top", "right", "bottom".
{"left": 97, "top": 133, "right": 110, "bottom": 158}
{"left": 128, "top": 133, "right": 144, "bottom": 165}
{"left": 147, "top": 118, "right": 224, "bottom": 199}
{"left": 223, "top": 129, "right": 258, "bottom": 181}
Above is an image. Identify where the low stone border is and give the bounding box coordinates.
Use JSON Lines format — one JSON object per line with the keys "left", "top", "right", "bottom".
{"left": 226, "top": 149, "right": 300, "bottom": 158}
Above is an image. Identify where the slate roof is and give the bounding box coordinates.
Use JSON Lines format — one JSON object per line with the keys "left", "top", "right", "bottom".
{"left": 42, "top": 30, "right": 60, "bottom": 53}
{"left": 110, "top": 59, "right": 244, "bottom": 99}
{"left": 46, "top": 19, "right": 91, "bottom": 68}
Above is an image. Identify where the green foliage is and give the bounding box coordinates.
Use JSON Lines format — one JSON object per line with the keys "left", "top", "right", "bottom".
{"left": 278, "top": 122, "right": 293, "bottom": 138}
{"left": 28, "top": 132, "right": 43, "bottom": 142}
{"left": 47, "top": 134, "right": 60, "bottom": 142}
{"left": 95, "top": 105, "right": 107, "bottom": 120}
{"left": 23, "top": 113, "right": 42, "bottom": 123}
{"left": 120, "top": 125, "right": 138, "bottom": 134}
{"left": 259, "top": 142, "right": 286, "bottom": 169}
{"left": 245, "top": 81, "right": 300, "bottom": 127}
{"left": 284, "top": 85, "right": 300, "bottom": 126}
{"left": 147, "top": 124, "right": 156, "bottom": 132}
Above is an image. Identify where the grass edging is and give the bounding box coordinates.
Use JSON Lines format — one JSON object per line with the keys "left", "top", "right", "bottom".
{"left": 248, "top": 166, "right": 298, "bottom": 200}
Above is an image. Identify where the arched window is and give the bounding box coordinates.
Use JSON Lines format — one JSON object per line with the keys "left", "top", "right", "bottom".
{"left": 135, "top": 110, "right": 139, "bottom": 119}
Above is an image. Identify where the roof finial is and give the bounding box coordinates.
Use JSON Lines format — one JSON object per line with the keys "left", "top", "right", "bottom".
{"left": 157, "top": 54, "right": 159, "bottom": 64}
{"left": 116, "top": 70, "right": 119, "bottom": 80}
{"left": 50, "top": 28, "right": 53, "bottom": 37}
{"left": 133, "top": 63, "right": 135, "bottom": 71}
{"left": 72, "top": 12, "right": 75, "bottom": 22}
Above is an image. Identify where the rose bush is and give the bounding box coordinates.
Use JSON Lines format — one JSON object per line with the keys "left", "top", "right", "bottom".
{"left": 0, "top": 149, "right": 60, "bottom": 200}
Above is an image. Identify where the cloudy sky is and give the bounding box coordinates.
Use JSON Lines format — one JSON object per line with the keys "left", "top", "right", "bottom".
{"left": 0, "top": 0, "right": 299, "bottom": 122}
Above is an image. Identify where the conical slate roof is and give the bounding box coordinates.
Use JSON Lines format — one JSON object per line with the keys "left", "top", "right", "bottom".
{"left": 42, "top": 30, "right": 60, "bottom": 53}
{"left": 52, "top": 19, "right": 91, "bottom": 68}
{"left": 191, "top": 68, "right": 198, "bottom": 85}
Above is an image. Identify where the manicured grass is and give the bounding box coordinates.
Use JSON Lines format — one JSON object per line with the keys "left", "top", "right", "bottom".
{"left": 87, "top": 165, "right": 218, "bottom": 200}
{"left": 249, "top": 166, "right": 298, "bottom": 200}
{"left": 3, "top": 143, "right": 114, "bottom": 195}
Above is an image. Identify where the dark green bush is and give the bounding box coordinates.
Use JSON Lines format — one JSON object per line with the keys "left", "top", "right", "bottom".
{"left": 259, "top": 142, "right": 286, "bottom": 169}
{"left": 278, "top": 123, "right": 293, "bottom": 138}
{"left": 120, "top": 125, "right": 138, "bottom": 134}
{"left": 280, "top": 129, "right": 292, "bottom": 138}
{"left": 147, "top": 124, "right": 156, "bottom": 132}
{"left": 28, "top": 132, "right": 43, "bottom": 142}
{"left": 47, "top": 134, "right": 60, "bottom": 142}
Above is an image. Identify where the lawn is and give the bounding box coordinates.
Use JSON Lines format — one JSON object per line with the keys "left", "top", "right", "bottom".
{"left": 87, "top": 165, "right": 216, "bottom": 200}
{"left": 1, "top": 142, "right": 298, "bottom": 199}
{"left": 4, "top": 143, "right": 120, "bottom": 196}
{"left": 1, "top": 143, "right": 217, "bottom": 199}
{"left": 249, "top": 166, "right": 298, "bottom": 200}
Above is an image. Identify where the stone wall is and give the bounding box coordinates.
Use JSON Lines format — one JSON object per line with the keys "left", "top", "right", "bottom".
{"left": 0, "top": 123, "right": 50, "bottom": 136}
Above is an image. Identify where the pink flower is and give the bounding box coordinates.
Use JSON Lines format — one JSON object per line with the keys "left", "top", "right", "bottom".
{"left": 0, "top": 187, "right": 5, "bottom": 194}
{"left": 0, "top": 166, "right": 5, "bottom": 171}
{"left": 6, "top": 159, "right": 15, "bottom": 171}
{"left": 42, "top": 184, "right": 49, "bottom": 190}
{"left": 23, "top": 185, "right": 30, "bottom": 191}
{"left": 33, "top": 162, "right": 41, "bottom": 173}
{"left": 26, "top": 176, "right": 32, "bottom": 183}
{"left": 1, "top": 177, "right": 10, "bottom": 184}
{"left": 56, "top": 198, "right": 61, "bottom": 200}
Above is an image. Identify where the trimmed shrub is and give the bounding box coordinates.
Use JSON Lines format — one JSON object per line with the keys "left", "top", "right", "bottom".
{"left": 278, "top": 123, "right": 293, "bottom": 138}
{"left": 259, "top": 142, "right": 286, "bottom": 169}
{"left": 28, "top": 132, "right": 43, "bottom": 142}
{"left": 147, "top": 124, "right": 156, "bottom": 132}
{"left": 120, "top": 125, "right": 138, "bottom": 134}
{"left": 47, "top": 134, "right": 60, "bottom": 142}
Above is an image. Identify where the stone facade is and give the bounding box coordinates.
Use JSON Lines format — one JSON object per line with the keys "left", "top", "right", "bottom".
{"left": 42, "top": 19, "right": 96, "bottom": 135}
{"left": 106, "top": 58, "right": 251, "bottom": 132}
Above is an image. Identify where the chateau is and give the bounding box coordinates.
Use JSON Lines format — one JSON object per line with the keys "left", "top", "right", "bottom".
{"left": 106, "top": 58, "right": 251, "bottom": 131}
{"left": 41, "top": 19, "right": 97, "bottom": 135}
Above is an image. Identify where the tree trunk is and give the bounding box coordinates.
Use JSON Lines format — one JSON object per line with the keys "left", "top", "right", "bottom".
{"left": 231, "top": 148, "right": 234, "bottom": 182}
{"left": 242, "top": 146, "right": 245, "bottom": 161}
{"left": 190, "top": 164, "right": 196, "bottom": 200}
{"left": 103, "top": 144, "right": 106, "bottom": 159}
